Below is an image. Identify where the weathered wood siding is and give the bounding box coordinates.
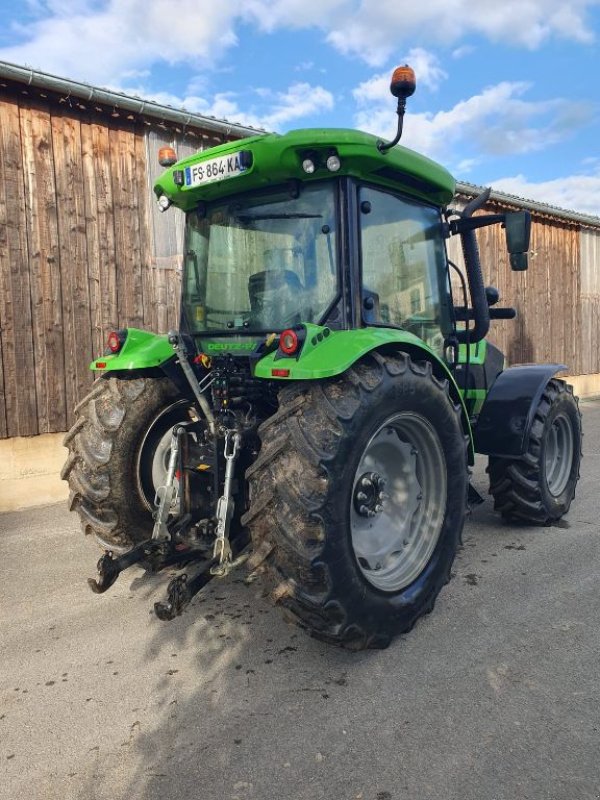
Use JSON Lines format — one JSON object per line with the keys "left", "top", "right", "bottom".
{"left": 0, "top": 89, "right": 232, "bottom": 438}
{"left": 581, "top": 228, "right": 600, "bottom": 376}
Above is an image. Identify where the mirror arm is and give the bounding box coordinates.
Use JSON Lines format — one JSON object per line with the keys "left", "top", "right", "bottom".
{"left": 449, "top": 214, "right": 505, "bottom": 235}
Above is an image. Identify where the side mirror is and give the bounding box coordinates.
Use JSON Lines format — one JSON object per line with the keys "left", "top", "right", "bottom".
{"left": 510, "top": 253, "right": 528, "bottom": 271}
{"left": 505, "top": 211, "right": 531, "bottom": 271}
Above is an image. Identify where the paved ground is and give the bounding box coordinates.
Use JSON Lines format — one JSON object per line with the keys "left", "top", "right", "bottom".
{"left": 1, "top": 401, "right": 600, "bottom": 800}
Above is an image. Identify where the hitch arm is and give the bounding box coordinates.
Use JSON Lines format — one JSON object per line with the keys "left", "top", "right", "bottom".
{"left": 87, "top": 539, "right": 206, "bottom": 594}
{"left": 88, "top": 543, "right": 149, "bottom": 593}
{"left": 154, "top": 549, "right": 250, "bottom": 621}
{"left": 154, "top": 566, "right": 215, "bottom": 621}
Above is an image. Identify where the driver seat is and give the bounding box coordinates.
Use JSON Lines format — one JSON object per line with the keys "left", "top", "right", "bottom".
{"left": 248, "top": 270, "right": 304, "bottom": 324}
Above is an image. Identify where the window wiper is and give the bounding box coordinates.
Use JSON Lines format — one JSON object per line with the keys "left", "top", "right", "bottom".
{"left": 235, "top": 213, "right": 323, "bottom": 222}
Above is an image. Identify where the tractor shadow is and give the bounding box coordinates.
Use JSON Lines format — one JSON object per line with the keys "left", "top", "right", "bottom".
{"left": 106, "top": 572, "right": 377, "bottom": 800}
{"left": 84, "top": 456, "right": 575, "bottom": 800}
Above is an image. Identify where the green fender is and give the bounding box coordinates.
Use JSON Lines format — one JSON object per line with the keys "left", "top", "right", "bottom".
{"left": 255, "top": 324, "right": 474, "bottom": 462}
{"left": 89, "top": 328, "right": 174, "bottom": 372}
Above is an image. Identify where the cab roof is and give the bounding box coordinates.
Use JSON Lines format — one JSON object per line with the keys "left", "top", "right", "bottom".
{"left": 154, "top": 128, "right": 456, "bottom": 210}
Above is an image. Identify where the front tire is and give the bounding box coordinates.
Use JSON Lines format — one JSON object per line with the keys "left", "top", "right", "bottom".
{"left": 61, "top": 377, "right": 191, "bottom": 549}
{"left": 488, "top": 379, "right": 582, "bottom": 523}
{"left": 243, "top": 352, "right": 469, "bottom": 650}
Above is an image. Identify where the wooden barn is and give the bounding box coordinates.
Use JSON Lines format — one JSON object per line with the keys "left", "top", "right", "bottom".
{"left": 0, "top": 60, "right": 599, "bottom": 508}
{"left": 0, "top": 60, "right": 262, "bottom": 443}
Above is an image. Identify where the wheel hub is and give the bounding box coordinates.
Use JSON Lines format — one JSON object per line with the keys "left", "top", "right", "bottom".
{"left": 353, "top": 471, "right": 387, "bottom": 518}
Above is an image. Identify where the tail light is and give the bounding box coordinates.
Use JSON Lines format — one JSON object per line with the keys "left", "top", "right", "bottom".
{"left": 106, "top": 329, "right": 127, "bottom": 354}
{"left": 279, "top": 329, "right": 299, "bottom": 355}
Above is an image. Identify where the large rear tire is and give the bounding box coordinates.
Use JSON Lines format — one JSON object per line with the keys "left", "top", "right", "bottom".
{"left": 488, "top": 379, "right": 582, "bottom": 524}
{"left": 61, "top": 377, "right": 191, "bottom": 550}
{"left": 242, "top": 352, "right": 469, "bottom": 650}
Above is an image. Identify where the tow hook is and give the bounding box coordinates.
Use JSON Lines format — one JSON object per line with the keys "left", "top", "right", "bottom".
{"left": 87, "top": 540, "right": 171, "bottom": 594}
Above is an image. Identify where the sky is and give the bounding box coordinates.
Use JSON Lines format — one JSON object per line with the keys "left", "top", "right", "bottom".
{"left": 0, "top": 0, "right": 599, "bottom": 216}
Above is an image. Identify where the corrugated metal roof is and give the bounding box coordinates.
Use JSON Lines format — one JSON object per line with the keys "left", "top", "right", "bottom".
{"left": 0, "top": 59, "right": 265, "bottom": 139}
{"left": 456, "top": 181, "right": 600, "bottom": 229}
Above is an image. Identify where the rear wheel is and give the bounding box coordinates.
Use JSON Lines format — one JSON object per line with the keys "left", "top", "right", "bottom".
{"left": 243, "top": 352, "right": 469, "bottom": 650}
{"left": 488, "top": 379, "right": 582, "bottom": 523}
{"left": 62, "top": 377, "right": 192, "bottom": 550}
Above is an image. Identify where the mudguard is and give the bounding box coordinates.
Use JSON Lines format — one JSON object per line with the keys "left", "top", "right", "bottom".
{"left": 90, "top": 328, "right": 174, "bottom": 372}
{"left": 254, "top": 324, "right": 474, "bottom": 463}
{"left": 473, "top": 364, "right": 566, "bottom": 457}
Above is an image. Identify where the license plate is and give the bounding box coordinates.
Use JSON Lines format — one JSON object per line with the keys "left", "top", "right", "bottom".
{"left": 184, "top": 153, "right": 248, "bottom": 188}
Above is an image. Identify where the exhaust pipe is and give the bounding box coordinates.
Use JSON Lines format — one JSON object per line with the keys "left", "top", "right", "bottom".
{"left": 455, "top": 188, "right": 491, "bottom": 344}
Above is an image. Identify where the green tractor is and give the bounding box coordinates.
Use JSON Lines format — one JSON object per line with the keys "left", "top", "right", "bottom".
{"left": 63, "top": 65, "right": 582, "bottom": 649}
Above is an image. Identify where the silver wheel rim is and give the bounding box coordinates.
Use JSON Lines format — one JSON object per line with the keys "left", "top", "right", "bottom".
{"left": 350, "top": 412, "right": 447, "bottom": 592}
{"left": 544, "top": 412, "right": 574, "bottom": 497}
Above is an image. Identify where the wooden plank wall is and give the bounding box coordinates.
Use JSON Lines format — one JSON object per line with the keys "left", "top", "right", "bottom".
{"left": 580, "top": 228, "right": 600, "bottom": 376}
{"left": 0, "top": 90, "right": 233, "bottom": 438}
{"left": 0, "top": 97, "right": 38, "bottom": 438}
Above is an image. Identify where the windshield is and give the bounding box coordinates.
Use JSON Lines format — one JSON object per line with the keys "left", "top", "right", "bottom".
{"left": 182, "top": 183, "right": 339, "bottom": 334}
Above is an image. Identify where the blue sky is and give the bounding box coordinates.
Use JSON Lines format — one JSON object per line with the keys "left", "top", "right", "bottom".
{"left": 1, "top": 0, "right": 599, "bottom": 214}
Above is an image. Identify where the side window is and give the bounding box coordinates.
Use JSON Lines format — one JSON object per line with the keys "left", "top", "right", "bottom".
{"left": 359, "top": 186, "right": 450, "bottom": 355}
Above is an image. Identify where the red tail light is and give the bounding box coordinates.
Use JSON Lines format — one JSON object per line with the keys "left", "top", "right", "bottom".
{"left": 107, "top": 329, "right": 127, "bottom": 354}
{"left": 279, "top": 329, "right": 299, "bottom": 355}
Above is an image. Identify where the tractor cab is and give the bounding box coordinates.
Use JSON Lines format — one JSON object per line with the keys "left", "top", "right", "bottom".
{"left": 153, "top": 67, "right": 530, "bottom": 388}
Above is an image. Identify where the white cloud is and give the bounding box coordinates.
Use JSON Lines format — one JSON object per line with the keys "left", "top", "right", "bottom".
{"left": 0, "top": 0, "right": 244, "bottom": 85}
{"left": 406, "top": 49, "right": 448, "bottom": 91}
{"left": 244, "top": 0, "right": 348, "bottom": 32}
{"left": 353, "top": 79, "right": 592, "bottom": 167}
{"left": 491, "top": 170, "right": 600, "bottom": 217}
{"left": 258, "top": 83, "right": 334, "bottom": 128}
{"left": 452, "top": 45, "right": 475, "bottom": 59}
{"left": 123, "top": 81, "right": 334, "bottom": 131}
{"left": 353, "top": 49, "right": 446, "bottom": 102}
{"left": 456, "top": 157, "right": 481, "bottom": 174}
{"left": 327, "top": 0, "right": 598, "bottom": 66}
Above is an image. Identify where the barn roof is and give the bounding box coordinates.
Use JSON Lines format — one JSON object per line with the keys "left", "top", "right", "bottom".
{"left": 456, "top": 181, "right": 600, "bottom": 230}
{"left": 0, "top": 59, "right": 264, "bottom": 140}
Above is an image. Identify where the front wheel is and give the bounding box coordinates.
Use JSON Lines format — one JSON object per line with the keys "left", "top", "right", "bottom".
{"left": 488, "top": 379, "right": 582, "bottom": 523}
{"left": 243, "top": 352, "right": 469, "bottom": 650}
